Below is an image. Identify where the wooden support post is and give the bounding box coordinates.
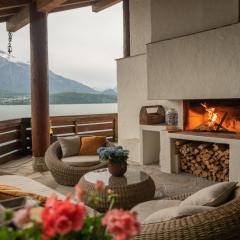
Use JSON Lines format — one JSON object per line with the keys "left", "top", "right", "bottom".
{"left": 30, "top": 1, "right": 50, "bottom": 171}
{"left": 123, "top": 0, "right": 130, "bottom": 57}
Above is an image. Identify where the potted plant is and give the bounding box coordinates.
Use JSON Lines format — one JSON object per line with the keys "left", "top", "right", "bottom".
{"left": 98, "top": 146, "right": 129, "bottom": 177}
{"left": 0, "top": 182, "right": 139, "bottom": 240}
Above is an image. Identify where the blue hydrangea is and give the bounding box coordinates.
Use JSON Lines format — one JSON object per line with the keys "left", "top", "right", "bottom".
{"left": 97, "top": 146, "right": 129, "bottom": 163}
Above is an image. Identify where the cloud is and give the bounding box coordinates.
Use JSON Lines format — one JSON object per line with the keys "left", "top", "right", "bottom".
{"left": 0, "top": 4, "right": 123, "bottom": 89}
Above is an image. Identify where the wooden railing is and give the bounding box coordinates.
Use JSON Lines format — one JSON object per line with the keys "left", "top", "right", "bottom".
{"left": 0, "top": 118, "right": 31, "bottom": 164}
{"left": 0, "top": 113, "right": 118, "bottom": 164}
{"left": 50, "top": 113, "right": 118, "bottom": 140}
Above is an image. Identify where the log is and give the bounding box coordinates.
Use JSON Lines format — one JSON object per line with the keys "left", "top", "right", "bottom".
{"left": 177, "top": 141, "right": 229, "bottom": 182}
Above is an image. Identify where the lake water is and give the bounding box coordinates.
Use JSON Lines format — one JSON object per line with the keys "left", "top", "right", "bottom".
{"left": 0, "top": 104, "right": 118, "bottom": 121}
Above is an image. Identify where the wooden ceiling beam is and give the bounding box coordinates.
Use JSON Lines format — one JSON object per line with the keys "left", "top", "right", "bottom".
{"left": 6, "top": 6, "right": 29, "bottom": 32}
{"left": 6, "top": 0, "right": 120, "bottom": 32}
{"left": 0, "top": 16, "right": 10, "bottom": 23}
{"left": 37, "top": 0, "right": 69, "bottom": 12}
{"left": 92, "top": 0, "right": 121, "bottom": 12}
{"left": 0, "top": 8, "right": 20, "bottom": 18}
{"left": 53, "top": 1, "right": 93, "bottom": 12}
{"left": 0, "top": 0, "right": 30, "bottom": 10}
{"left": 6, "top": 0, "right": 93, "bottom": 31}
{"left": 63, "top": 0, "right": 93, "bottom": 6}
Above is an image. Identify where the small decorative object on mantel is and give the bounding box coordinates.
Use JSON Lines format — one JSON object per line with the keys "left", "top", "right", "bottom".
{"left": 139, "top": 105, "right": 165, "bottom": 125}
{"left": 98, "top": 146, "right": 129, "bottom": 177}
{"left": 166, "top": 108, "right": 178, "bottom": 126}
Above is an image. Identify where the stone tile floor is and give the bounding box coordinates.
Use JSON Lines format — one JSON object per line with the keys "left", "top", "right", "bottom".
{"left": 0, "top": 156, "right": 215, "bottom": 198}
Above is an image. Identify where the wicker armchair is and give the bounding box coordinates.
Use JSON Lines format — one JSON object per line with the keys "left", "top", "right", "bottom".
{"left": 133, "top": 187, "right": 240, "bottom": 240}
{"left": 45, "top": 140, "right": 113, "bottom": 186}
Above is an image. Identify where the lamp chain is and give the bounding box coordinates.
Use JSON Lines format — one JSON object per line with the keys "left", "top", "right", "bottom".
{"left": 8, "top": 32, "right": 13, "bottom": 56}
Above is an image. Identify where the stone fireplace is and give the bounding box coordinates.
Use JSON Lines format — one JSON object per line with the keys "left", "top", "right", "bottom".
{"left": 117, "top": 0, "right": 240, "bottom": 182}
{"left": 155, "top": 99, "right": 240, "bottom": 182}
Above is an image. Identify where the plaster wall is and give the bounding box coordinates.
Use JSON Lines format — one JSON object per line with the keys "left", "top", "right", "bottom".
{"left": 129, "top": 0, "right": 238, "bottom": 56}
{"left": 148, "top": 23, "right": 240, "bottom": 100}
{"left": 130, "top": 0, "right": 151, "bottom": 56}
{"left": 151, "top": 0, "right": 239, "bottom": 42}
{"left": 117, "top": 54, "right": 182, "bottom": 145}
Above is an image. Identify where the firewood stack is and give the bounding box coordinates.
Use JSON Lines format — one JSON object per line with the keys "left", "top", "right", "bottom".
{"left": 176, "top": 140, "right": 229, "bottom": 182}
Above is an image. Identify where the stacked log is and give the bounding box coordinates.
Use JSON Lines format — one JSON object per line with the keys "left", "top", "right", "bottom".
{"left": 176, "top": 140, "right": 229, "bottom": 182}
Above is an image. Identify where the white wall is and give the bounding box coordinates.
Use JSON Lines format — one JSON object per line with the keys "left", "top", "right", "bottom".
{"left": 130, "top": 0, "right": 151, "bottom": 56}
{"left": 151, "top": 0, "right": 239, "bottom": 42}
{"left": 129, "top": 0, "right": 239, "bottom": 56}
{"left": 117, "top": 0, "right": 240, "bottom": 163}
{"left": 117, "top": 54, "right": 181, "bottom": 142}
{"left": 148, "top": 23, "right": 240, "bottom": 100}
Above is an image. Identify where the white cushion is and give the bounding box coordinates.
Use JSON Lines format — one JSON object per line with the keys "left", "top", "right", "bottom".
{"left": 181, "top": 182, "right": 237, "bottom": 207}
{"left": 132, "top": 200, "right": 181, "bottom": 223}
{"left": 143, "top": 205, "right": 212, "bottom": 224}
{"left": 58, "top": 136, "right": 80, "bottom": 157}
{"left": 62, "top": 155, "right": 100, "bottom": 167}
{"left": 0, "top": 175, "right": 64, "bottom": 199}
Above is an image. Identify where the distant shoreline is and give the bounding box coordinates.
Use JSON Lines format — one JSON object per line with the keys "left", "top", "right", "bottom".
{"left": 0, "top": 103, "right": 118, "bottom": 121}
{"left": 0, "top": 92, "right": 117, "bottom": 105}
{"left": 0, "top": 102, "right": 117, "bottom": 105}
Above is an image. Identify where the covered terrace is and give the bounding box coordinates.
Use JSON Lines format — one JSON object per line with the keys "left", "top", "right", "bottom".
{"left": 0, "top": 0, "right": 129, "bottom": 171}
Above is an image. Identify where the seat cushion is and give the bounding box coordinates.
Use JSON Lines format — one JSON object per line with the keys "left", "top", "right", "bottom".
{"left": 143, "top": 205, "right": 213, "bottom": 224}
{"left": 58, "top": 136, "right": 80, "bottom": 157}
{"left": 62, "top": 155, "right": 100, "bottom": 167}
{"left": 131, "top": 200, "right": 181, "bottom": 223}
{"left": 79, "top": 136, "right": 106, "bottom": 155}
{"left": 181, "top": 182, "right": 237, "bottom": 207}
{"left": 0, "top": 175, "right": 64, "bottom": 199}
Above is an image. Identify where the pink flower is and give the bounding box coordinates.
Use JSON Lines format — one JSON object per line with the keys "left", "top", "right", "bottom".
{"left": 95, "top": 180, "right": 105, "bottom": 191}
{"left": 65, "top": 193, "right": 72, "bottom": 201}
{"left": 13, "top": 207, "right": 31, "bottom": 228}
{"left": 102, "top": 209, "right": 140, "bottom": 240}
{"left": 75, "top": 184, "right": 85, "bottom": 200}
{"left": 41, "top": 194, "right": 86, "bottom": 239}
{"left": 54, "top": 216, "right": 71, "bottom": 235}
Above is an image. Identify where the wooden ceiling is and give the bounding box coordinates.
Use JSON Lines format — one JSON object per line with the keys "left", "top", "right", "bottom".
{"left": 0, "top": 0, "right": 122, "bottom": 32}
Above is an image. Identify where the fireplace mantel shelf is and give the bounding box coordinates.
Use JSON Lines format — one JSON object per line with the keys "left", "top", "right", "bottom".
{"left": 169, "top": 131, "right": 240, "bottom": 143}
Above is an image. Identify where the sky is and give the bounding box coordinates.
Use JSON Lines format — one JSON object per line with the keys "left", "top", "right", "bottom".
{"left": 0, "top": 3, "right": 123, "bottom": 90}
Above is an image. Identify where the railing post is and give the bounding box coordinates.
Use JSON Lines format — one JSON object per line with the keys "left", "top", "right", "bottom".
{"left": 113, "top": 115, "right": 118, "bottom": 142}
{"left": 20, "top": 118, "right": 28, "bottom": 155}
{"left": 74, "top": 120, "right": 78, "bottom": 135}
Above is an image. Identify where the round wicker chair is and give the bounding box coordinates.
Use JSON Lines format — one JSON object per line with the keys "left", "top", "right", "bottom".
{"left": 133, "top": 187, "right": 240, "bottom": 240}
{"left": 45, "top": 141, "right": 108, "bottom": 186}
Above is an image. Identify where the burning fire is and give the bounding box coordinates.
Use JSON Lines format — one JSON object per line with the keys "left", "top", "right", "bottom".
{"left": 201, "top": 103, "right": 218, "bottom": 127}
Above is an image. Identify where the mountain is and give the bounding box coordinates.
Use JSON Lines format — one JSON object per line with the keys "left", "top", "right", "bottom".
{"left": 50, "top": 92, "right": 117, "bottom": 104}
{"left": 0, "top": 51, "right": 99, "bottom": 95}
{"left": 102, "top": 88, "right": 117, "bottom": 95}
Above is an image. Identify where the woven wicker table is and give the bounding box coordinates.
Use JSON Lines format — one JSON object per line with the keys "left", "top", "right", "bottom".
{"left": 79, "top": 168, "right": 155, "bottom": 212}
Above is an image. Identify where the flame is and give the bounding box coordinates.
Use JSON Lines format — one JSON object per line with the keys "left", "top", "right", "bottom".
{"left": 201, "top": 103, "right": 218, "bottom": 127}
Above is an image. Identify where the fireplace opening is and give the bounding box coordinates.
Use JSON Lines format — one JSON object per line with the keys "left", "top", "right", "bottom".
{"left": 183, "top": 99, "right": 240, "bottom": 133}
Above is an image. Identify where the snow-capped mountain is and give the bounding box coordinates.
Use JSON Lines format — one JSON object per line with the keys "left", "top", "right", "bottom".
{"left": 0, "top": 50, "right": 101, "bottom": 95}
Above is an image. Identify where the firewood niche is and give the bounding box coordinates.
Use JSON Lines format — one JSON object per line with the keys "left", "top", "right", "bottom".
{"left": 176, "top": 140, "right": 229, "bottom": 182}
{"left": 183, "top": 99, "right": 240, "bottom": 133}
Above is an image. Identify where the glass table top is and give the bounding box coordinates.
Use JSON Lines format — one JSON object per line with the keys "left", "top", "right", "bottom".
{"left": 83, "top": 168, "right": 149, "bottom": 187}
